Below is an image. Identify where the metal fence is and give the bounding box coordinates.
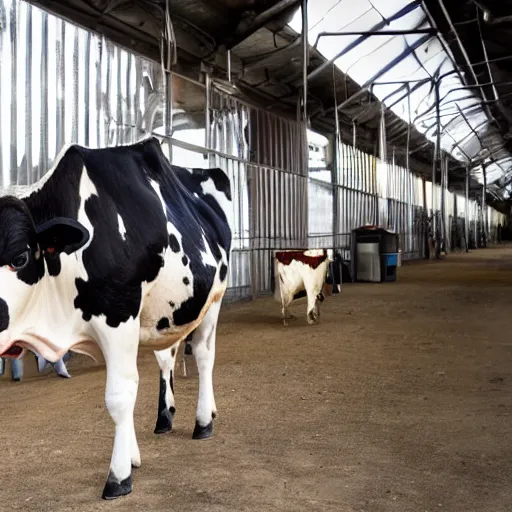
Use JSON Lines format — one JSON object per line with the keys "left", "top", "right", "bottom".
{"left": 0, "top": 0, "right": 507, "bottom": 304}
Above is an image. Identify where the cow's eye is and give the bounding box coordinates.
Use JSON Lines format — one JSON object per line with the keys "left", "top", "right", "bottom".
{"left": 10, "top": 251, "right": 30, "bottom": 271}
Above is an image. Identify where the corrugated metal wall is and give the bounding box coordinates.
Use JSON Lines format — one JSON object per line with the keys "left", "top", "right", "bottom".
{"left": 0, "top": 0, "right": 507, "bottom": 303}
{"left": 307, "top": 134, "right": 505, "bottom": 262}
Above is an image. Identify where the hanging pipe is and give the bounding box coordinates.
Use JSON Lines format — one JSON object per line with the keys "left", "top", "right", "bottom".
{"left": 301, "top": 0, "right": 308, "bottom": 124}
{"left": 227, "top": 49, "right": 232, "bottom": 83}
{"left": 205, "top": 73, "right": 211, "bottom": 150}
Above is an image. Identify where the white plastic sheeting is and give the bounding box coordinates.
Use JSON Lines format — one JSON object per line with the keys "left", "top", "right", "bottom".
{"left": 289, "top": 0, "right": 512, "bottom": 186}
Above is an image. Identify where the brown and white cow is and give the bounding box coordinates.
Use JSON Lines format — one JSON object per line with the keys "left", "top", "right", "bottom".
{"left": 273, "top": 249, "right": 330, "bottom": 325}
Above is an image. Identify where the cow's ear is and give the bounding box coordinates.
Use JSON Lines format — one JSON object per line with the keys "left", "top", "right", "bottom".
{"left": 35, "top": 217, "right": 90, "bottom": 255}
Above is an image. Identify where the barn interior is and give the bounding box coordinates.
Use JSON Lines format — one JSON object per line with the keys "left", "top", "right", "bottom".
{"left": 1, "top": 0, "right": 512, "bottom": 510}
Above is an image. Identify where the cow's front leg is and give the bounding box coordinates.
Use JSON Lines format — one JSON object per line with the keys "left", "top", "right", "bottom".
{"left": 190, "top": 301, "right": 221, "bottom": 439}
{"left": 97, "top": 323, "right": 140, "bottom": 500}
{"left": 282, "top": 306, "right": 295, "bottom": 323}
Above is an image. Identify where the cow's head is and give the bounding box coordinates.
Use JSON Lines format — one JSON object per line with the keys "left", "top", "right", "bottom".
{"left": 0, "top": 195, "right": 89, "bottom": 359}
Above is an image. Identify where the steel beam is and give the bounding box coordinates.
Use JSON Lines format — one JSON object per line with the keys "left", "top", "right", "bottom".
{"left": 307, "top": 0, "right": 423, "bottom": 82}
{"left": 312, "top": 28, "right": 437, "bottom": 48}
{"left": 226, "top": 0, "right": 302, "bottom": 49}
{"left": 361, "top": 34, "right": 432, "bottom": 89}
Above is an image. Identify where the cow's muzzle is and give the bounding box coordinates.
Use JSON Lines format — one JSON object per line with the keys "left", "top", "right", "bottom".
{"left": 0, "top": 330, "right": 24, "bottom": 359}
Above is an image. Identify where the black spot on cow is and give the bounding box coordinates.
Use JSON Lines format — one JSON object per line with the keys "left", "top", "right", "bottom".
{"left": 169, "top": 301, "right": 175, "bottom": 308}
{"left": 182, "top": 255, "right": 188, "bottom": 266}
{"left": 219, "top": 263, "right": 227, "bottom": 281}
{"left": 169, "top": 234, "right": 180, "bottom": 252}
{"left": 184, "top": 343, "right": 192, "bottom": 355}
{"left": 102, "top": 470, "right": 132, "bottom": 500}
{"left": 171, "top": 347, "right": 176, "bottom": 357}
{"left": 173, "top": 266, "right": 216, "bottom": 326}
{"left": 0, "top": 298, "right": 9, "bottom": 333}
{"left": 183, "top": 277, "right": 190, "bottom": 286}
{"left": 156, "top": 317, "right": 170, "bottom": 331}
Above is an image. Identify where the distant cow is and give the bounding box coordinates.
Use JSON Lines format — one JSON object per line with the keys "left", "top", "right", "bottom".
{"left": 0, "top": 137, "right": 231, "bottom": 500}
{"left": 274, "top": 249, "right": 330, "bottom": 325}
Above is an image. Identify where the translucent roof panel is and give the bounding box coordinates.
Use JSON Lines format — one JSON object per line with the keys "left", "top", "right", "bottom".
{"left": 289, "top": 0, "right": 512, "bottom": 186}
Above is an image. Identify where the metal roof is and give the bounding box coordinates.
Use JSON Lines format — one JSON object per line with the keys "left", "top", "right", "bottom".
{"left": 24, "top": 0, "right": 512, "bottom": 203}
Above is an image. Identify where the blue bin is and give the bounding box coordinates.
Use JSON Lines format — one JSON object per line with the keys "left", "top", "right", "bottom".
{"left": 385, "top": 253, "right": 398, "bottom": 266}
{"left": 381, "top": 253, "right": 398, "bottom": 282}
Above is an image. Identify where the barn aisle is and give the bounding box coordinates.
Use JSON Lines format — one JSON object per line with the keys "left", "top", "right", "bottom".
{"left": 1, "top": 247, "right": 511, "bottom": 512}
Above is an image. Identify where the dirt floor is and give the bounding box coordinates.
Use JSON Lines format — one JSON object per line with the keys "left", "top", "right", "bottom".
{"left": 1, "top": 247, "right": 512, "bottom": 512}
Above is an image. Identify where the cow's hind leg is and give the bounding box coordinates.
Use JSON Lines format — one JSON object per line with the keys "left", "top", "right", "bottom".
{"left": 97, "top": 323, "right": 140, "bottom": 500}
{"left": 153, "top": 342, "right": 180, "bottom": 434}
{"left": 190, "top": 300, "right": 221, "bottom": 440}
{"left": 306, "top": 284, "right": 325, "bottom": 325}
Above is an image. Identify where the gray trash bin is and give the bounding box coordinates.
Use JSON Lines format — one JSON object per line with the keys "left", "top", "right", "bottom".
{"left": 351, "top": 226, "right": 399, "bottom": 283}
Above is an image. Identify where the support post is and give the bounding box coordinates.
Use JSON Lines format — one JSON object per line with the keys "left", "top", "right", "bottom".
{"left": 205, "top": 73, "right": 211, "bottom": 150}
{"left": 465, "top": 166, "right": 470, "bottom": 252}
{"left": 433, "top": 78, "right": 442, "bottom": 259}
{"left": 440, "top": 155, "right": 446, "bottom": 255}
{"left": 332, "top": 65, "right": 340, "bottom": 258}
{"left": 422, "top": 176, "right": 429, "bottom": 259}
{"left": 482, "top": 163, "right": 488, "bottom": 248}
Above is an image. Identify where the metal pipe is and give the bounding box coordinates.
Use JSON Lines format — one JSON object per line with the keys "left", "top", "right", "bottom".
{"left": 227, "top": 49, "right": 232, "bottom": 83}
{"left": 476, "top": 8, "right": 498, "bottom": 102}
{"left": 312, "top": 28, "right": 437, "bottom": 47}
{"left": 227, "top": 0, "right": 302, "bottom": 49}
{"left": 336, "top": 88, "right": 368, "bottom": 111}
{"left": 465, "top": 166, "right": 470, "bottom": 251}
{"left": 432, "top": 79, "right": 442, "bottom": 256}
{"left": 361, "top": 34, "right": 432, "bottom": 89}
{"left": 308, "top": 0, "right": 422, "bottom": 82}
{"left": 440, "top": 155, "right": 446, "bottom": 254}
{"left": 482, "top": 163, "right": 488, "bottom": 247}
{"left": 301, "top": 0, "right": 308, "bottom": 124}
{"left": 436, "top": 0, "right": 494, "bottom": 123}
{"left": 10, "top": 0, "right": 17, "bottom": 186}
{"left": 422, "top": 176, "right": 428, "bottom": 258}
{"left": 205, "top": 73, "right": 211, "bottom": 149}
{"left": 25, "top": 5, "right": 33, "bottom": 185}
{"left": 39, "top": 11, "right": 49, "bottom": 180}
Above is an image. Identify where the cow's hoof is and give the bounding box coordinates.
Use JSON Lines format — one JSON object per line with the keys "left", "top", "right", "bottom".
{"left": 154, "top": 406, "right": 175, "bottom": 434}
{"left": 192, "top": 420, "right": 213, "bottom": 440}
{"left": 102, "top": 472, "right": 132, "bottom": 500}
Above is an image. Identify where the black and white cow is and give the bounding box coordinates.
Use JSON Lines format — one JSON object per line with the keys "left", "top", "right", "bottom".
{"left": 0, "top": 137, "right": 232, "bottom": 499}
